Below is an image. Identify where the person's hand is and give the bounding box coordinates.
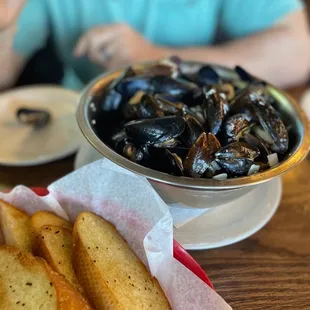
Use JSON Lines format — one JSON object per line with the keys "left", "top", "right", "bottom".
{"left": 0, "top": 0, "right": 26, "bottom": 31}
{"left": 74, "top": 23, "right": 166, "bottom": 70}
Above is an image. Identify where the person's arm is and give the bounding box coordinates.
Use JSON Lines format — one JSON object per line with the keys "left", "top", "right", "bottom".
{"left": 0, "top": 28, "right": 25, "bottom": 89}
{"left": 164, "top": 9, "right": 310, "bottom": 88}
{"left": 75, "top": 1, "right": 309, "bottom": 88}
{"left": 0, "top": 0, "right": 27, "bottom": 89}
{"left": 0, "top": 0, "right": 49, "bottom": 90}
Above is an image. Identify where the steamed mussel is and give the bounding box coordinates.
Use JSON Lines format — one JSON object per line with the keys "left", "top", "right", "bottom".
{"left": 98, "top": 58, "right": 290, "bottom": 179}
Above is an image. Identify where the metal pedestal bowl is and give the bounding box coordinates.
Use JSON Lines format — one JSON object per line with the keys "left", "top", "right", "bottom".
{"left": 76, "top": 62, "right": 309, "bottom": 209}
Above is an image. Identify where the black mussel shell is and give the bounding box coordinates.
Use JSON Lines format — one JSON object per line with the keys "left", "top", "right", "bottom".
{"left": 124, "top": 116, "right": 186, "bottom": 145}
{"left": 137, "top": 147, "right": 182, "bottom": 175}
{"left": 115, "top": 76, "right": 153, "bottom": 99}
{"left": 215, "top": 141, "right": 260, "bottom": 161}
{"left": 166, "top": 146, "right": 190, "bottom": 160}
{"left": 241, "top": 133, "right": 270, "bottom": 163}
{"left": 203, "top": 86, "right": 228, "bottom": 135}
{"left": 216, "top": 158, "right": 254, "bottom": 177}
{"left": 184, "top": 132, "right": 211, "bottom": 178}
{"left": 195, "top": 65, "right": 220, "bottom": 86}
{"left": 154, "top": 94, "right": 184, "bottom": 115}
{"left": 223, "top": 113, "right": 251, "bottom": 142}
{"left": 122, "top": 91, "right": 146, "bottom": 120}
{"left": 184, "top": 132, "right": 221, "bottom": 178}
{"left": 154, "top": 138, "right": 179, "bottom": 148}
{"left": 215, "top": 138, "right": 259, "bottom": 176}
{"left": 151, "top": 76, "right": 200, "bottom": 98}
{"left": 180, "top": 114, "right": 204, "bottom": 147}
{"left": 138, "top": 94, "right": 165, "bottom": 119}
{"left": 17, "top": 108, "right": 51, "bottom": 129}
{"left": 235, "top": 66, "right": 266, "bottom": 85}
{"left": 123, "top": 142, "right": 138, "bottom": 162}
{"left": 250, "top": 93, "right": 289, "bottom": 154}
{"left": 228, "top": 83, "right": 264, "bottom": 121}
{"left": 166, "top": 149, "right": 184, "bottom": 175}
{"left": 102, "top": 67, "right": 136, "bottom": 110}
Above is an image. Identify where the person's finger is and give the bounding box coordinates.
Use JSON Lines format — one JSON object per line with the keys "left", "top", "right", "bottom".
{"left": 0, "top": 0, "right": 26, "bottom": 29}
{"left": 88, "top": 41, "right": 119, "bottom": 68}
{"left": 74, "top": 33, "right": 91, "bottom": 57}
{"left": 74, "top": 24, "right": 122, "bottom": 57}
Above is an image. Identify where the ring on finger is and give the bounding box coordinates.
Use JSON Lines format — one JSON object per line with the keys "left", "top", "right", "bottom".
{"left": 101, "top": 48, "right": 113, "bottom": 62}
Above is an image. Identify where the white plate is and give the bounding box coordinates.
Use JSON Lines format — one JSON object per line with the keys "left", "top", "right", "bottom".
{"left": 0, "top": 85, "right": 83, "bottom": 166}
{"left": 300, "top": 88, "right": 310, "bottom": 120}
{"left": 174, "top": 177, "right": 282, "bottom": 250}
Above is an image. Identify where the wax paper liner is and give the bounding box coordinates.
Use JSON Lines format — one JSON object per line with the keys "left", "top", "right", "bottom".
{"left": 0, "top": 159, "right": 231, "bottom": 310}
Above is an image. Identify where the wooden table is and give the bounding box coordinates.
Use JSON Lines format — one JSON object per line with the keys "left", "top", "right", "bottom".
{"left": 0, "top": 87, "right": 309, "bottom": 309}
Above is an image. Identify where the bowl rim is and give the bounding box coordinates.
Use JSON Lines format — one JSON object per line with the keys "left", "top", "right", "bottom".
{"left": 76, "top": 62, "right": 310, "bottom": 190}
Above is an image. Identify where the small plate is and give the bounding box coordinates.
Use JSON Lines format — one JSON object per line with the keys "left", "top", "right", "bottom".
{"left": 174, "top": 178, "right": 282, "bottom": 250}
{"left": 0, "top": 85, "right": 83, "bottom": 166}
{"left": 300, "top": 89, "right": 310, "bottom": 120}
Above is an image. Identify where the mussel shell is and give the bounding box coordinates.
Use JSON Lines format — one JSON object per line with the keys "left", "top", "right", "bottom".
{"left": 17, "top": 108, "right": 51, "bottom": 129}
{"left": 138, "top": 147, "right": 183, "bottom": 175}
{"left": 216, "top": 158, "right": 254, "bottom": 177}
{"left": 207, "top": 132, "right": 222, "bottom": 155}
{"left": 138, "top": 94, "right": 165, "bottom": 118}
{"left": 154, "top": 94, "right": 183, "bottom": 115}
{"left": 180, "top": 114, "right": 204, "bottom": 147}
{"left": 251, "top": 94, "right": 289, "bottom": 154}
{"left": 195, "top": 65, "right": 220, "bottom": 86}
{"left": 166, "top": 149, "right": 184, "bottom": 175}
{"left": 183, "top": 132, "right": 211, "bottom": 178}
{"left": 203, "top": 86, "right": 228, "bottom": 135}
{"left": 183, "top": 132, "right": 221, "bottom": 178}
{"left": 235, "top": 66, "right": 266, "bottom": 85}
{"left": 154, "top": 138, "right": 179, "bottom": 148}
{"left": 115, "top": 76, "right": 152, "bottom": 99}
{"left": 215, "top": 141, "right": 260, "bottom": 161}
{"left": 186, "top": 106, "right": 206, "bottom": 125}
{"left": 124, "top": 116, "right": 186, "bottom": 145}
{"left": 102, "top": 67, "right": 136, "bottom": 110}
{"left": 166, "top": 146, "right": 190, "bottom": 159}
{"left": 123, "top": 142, "right": 138, "bottom": 162}
{"left": 152, "top": 76, "right": 200, "bottom": 98}
{"left": 242, "top": 133, "right": 270, "bottom": 163}
{"left": 223, "top": 113, "right": 251, "bottom": 142}
{"left": 229, "top": 84, "right": 264, "bottom": 121}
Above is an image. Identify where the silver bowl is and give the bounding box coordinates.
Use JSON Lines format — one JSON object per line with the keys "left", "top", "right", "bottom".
{"left": 77, "top": 62, "right": 309, "bottom": 209}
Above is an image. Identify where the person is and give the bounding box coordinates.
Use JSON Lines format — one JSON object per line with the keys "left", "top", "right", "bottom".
{"left": 0, "top": 0, "right": 309, "bottom": 91}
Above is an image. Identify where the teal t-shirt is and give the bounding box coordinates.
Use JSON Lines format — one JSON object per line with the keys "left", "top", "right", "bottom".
{"left": 14, "top": 0, "right": 303, "bottom": 90}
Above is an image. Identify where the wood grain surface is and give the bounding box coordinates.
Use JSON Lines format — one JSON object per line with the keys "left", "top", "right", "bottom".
{"left": 0, "top": 86, "right": 309, "bottom": 309}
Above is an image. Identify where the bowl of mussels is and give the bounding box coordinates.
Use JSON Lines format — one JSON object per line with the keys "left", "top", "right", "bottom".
{"left": 77, "top": 58, "right": 309, "bottom": 208}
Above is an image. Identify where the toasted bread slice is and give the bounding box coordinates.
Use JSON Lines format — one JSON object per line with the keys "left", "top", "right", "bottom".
{"left": 72, "top": 212, "right": 171, "bottom": 310}
{"left": 36, "top": 225, "right": 83, "bottom": 294}
{"left": 31, "top": 211, "right": 73, "bottom": 253}
{"left": 0, "top": 200, "right": 32, "bottom": 252}
{"left": 0, "top": 245, "right": 91, "bottom": 310}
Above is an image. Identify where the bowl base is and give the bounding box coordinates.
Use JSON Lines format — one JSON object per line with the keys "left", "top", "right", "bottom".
{"left": 173, "top": 177, "right": 282, "bottom": 250}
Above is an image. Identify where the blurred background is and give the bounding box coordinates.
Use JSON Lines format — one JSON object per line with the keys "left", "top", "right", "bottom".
{"left": 14, "top": 0, "right": 310, "bottom": 90}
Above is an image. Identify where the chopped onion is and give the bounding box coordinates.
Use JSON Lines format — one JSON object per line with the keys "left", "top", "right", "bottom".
{"left": 253, "top": 126, "right": 274, "bottom": 144}
{"left": 212, "top": 173, "right": 228, "bottom": 180}
{"left": 247, "top": 164, "right": 260, "bottom": 176}
{"left": 267, "top": 153, "right": 279, "bottom": 167}
{"left": 211, "top": 161, "right": 221, "bottom": 171}
{"left": 206, "top": 88, "right": 216, "bottom": 96}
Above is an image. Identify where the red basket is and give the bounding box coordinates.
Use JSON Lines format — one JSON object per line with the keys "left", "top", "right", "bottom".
{"left": 3, "top": 187, "right": 214, "bottom": 290}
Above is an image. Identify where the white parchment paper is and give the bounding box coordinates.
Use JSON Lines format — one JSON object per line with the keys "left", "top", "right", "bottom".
{"left": 0, "top": 159, "right": 231, "bottom": 310}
